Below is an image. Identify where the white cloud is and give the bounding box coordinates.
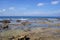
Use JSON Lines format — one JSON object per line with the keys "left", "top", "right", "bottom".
{"left": 2, "top": 9, "right": 6, "bottom": 12}
{"left": 37, "top": 3, "right": 44, "bottom": 6}
{"left": 9, "top": 7, "right": 15, "bottom": 10}
{"left": 0, "top": 9, "right": 6, "bottom": 13}
{"left": 51, "top": 1, "right": 59, "bottom": 5}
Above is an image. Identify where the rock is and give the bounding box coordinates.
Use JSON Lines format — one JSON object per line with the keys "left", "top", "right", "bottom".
{"left": 3, "top": 20, "right": 10, "bottom": 23}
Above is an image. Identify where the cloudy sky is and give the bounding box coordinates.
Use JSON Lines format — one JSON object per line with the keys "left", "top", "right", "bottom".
{"left": 0, "top": 0, "right": 60, "bottom": 16}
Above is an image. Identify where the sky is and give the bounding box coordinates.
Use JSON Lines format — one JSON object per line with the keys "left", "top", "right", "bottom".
{"left": 0, "top": 0, "right": 60, "bottom": 16}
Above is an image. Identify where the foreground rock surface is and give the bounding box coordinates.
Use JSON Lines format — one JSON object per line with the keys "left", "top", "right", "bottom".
{"left": 0, "top": 28, "right": 60, "bottom": 40}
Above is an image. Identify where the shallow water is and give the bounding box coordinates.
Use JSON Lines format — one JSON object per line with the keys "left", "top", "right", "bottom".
{"left": 0, "top": 18, "right": 60, "bottom": 31}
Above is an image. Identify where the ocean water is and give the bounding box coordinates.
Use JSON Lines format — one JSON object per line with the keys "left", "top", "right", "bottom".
{"left": 0, "top": 16, "right": 60, "bottom": 18}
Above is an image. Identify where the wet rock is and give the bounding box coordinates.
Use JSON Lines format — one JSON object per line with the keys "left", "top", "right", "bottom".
{"left": 3, "top": 20, "right": 10, "bottom": 23}
{"left": 3, "top": 25, "right": 9, "bottom": 29}
{"left": 16, "top": 20, "right": 21, "bottom": 22}
{"left": 21, "top": 21, "right": 31, "bottom": 26}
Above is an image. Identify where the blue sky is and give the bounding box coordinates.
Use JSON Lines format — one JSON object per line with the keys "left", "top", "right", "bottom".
{"left": 0, "top": 0, "right": 60, "bottom": 16}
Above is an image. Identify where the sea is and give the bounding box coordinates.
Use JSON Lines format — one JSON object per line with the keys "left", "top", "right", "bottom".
{"left": 0, "top": 16, "right": 60, "bottom": 18}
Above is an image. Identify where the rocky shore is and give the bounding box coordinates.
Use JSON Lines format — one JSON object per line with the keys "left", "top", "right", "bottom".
{"left": 0, "top": 18, "right": 60, "bottom": 40}
{"left": 0, "top": 28, "right": 60, "bottom": 40}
